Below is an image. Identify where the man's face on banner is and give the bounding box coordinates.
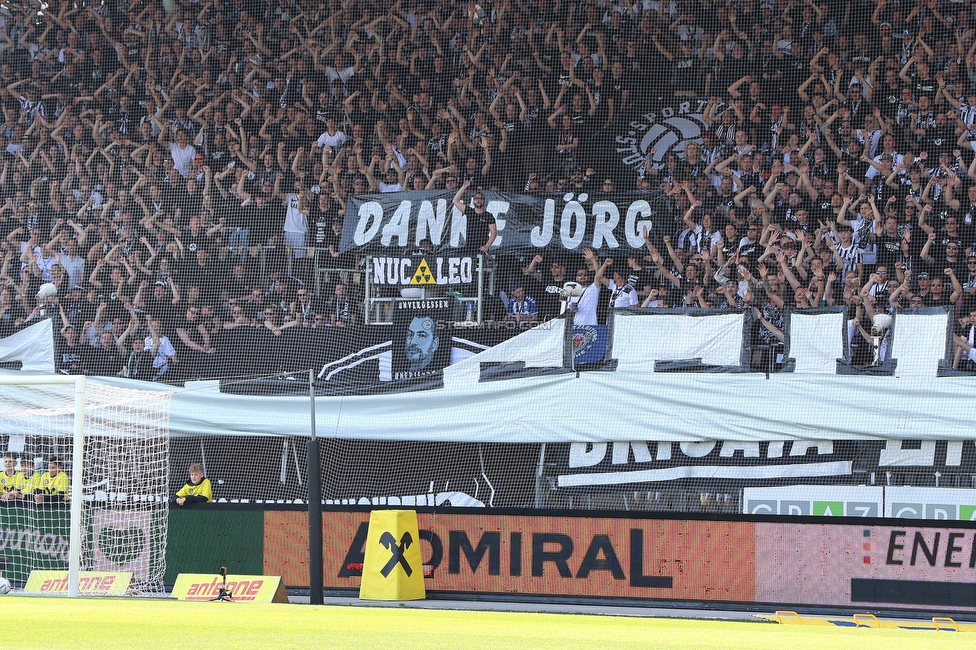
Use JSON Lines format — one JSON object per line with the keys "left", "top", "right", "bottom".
{"left": 405, "top": 316, "right": 439, "bottom": 371}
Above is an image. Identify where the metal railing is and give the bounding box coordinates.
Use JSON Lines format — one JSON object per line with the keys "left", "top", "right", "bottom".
{"left": 249, "top": 247, "right": 494, "bottom": 325}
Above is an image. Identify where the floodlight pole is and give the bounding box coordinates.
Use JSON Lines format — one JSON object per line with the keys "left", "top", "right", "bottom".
{"left": 307, "top": 368, "right": 324, "bottom": 605}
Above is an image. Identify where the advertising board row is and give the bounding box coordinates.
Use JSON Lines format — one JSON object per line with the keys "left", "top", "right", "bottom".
{"left": 8, "top": 497, "right": 959, "bottom": 609}
{"left": 262, "top": 510, "right": 976, "bottom": 612}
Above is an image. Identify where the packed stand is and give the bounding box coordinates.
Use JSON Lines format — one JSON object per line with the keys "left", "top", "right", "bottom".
{"left": 0, "top": 0, "right": 974, "bottom": 379}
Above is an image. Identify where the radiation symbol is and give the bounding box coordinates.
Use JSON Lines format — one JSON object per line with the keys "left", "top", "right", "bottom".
{"left": 409, "top": 258, "right": 436, "bottom": 285}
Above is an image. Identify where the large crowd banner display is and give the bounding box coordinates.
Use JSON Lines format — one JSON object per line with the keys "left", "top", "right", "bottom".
{"left": 264, "top": 510, "right": 976, "bottom": 612}
{"left": 340, "top": 190, "right": 665, "bottom": 255}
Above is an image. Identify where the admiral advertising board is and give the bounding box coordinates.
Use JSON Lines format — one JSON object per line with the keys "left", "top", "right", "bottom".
{"left": 266, "top": 511, "right": 755, "bottom": 601}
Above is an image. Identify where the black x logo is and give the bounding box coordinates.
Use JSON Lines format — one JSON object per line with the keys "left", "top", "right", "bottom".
{"left": 378, "top": 531, "right": 414, "bottom": 577}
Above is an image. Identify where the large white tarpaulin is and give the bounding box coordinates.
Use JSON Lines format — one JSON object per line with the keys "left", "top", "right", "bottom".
{"left": 2, "top": 311, "right": 974, "bottom": 442}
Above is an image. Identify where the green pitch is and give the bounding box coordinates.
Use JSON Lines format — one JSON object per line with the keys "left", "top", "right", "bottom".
{"left": 2, "top": 597, "right": 966, "bottom": 649}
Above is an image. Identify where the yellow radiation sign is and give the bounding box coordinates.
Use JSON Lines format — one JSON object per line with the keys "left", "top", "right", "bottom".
{"left": 409, "top": 259, "right": 436, "bottom": 285}
{"left": 359, "top": 509, "right": 426, "bottom": 601}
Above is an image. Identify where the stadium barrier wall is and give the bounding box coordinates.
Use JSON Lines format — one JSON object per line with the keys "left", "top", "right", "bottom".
{"left": 0, "top": 504, "right": 71, "bottom": 583}
{"left": 6, "top": 507, "right": 266, "bottom": 586}
{"left": 261, "top": 508, "right": 976, "bottom": 612}
{"left": 163, "top": 508, "right": 264, "bottom": 583}
{"left": 11, "top": 505, "right": 973, "bottom": 611}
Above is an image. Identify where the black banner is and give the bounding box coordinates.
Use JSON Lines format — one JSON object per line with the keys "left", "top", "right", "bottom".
{"left": 339, "top": 189, "right": 669, "bottom": 254}
{"left": 552, "top": 440, "right": 976, "bottom": 490}
{"left": 160, "top": 439, "right": 976, "bottom": 507}
{"left": 392, "top": 299, "right": 454, "bottom": 383}
{"left": 210, "top": 322, "right": 521, "bottom": 394}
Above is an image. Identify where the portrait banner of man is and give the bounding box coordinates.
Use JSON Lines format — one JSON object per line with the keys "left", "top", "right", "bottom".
{"left": 392, "top": 299, "right": 453, "bottom": 382}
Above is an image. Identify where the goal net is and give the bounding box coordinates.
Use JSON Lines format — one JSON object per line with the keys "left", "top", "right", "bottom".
{"left": 0, "top": 376, "right": 171, "bottom": 596}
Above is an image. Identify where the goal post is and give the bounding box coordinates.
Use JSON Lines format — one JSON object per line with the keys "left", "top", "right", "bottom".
{"left": 0, "top": 375, "right": 172, "bottom": 597}
{"left": 0, "top": 375, "right": 85, "bottom": 596}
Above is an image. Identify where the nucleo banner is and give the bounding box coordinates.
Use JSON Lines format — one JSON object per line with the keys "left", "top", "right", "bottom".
{"left": 263, "top": 510, "right": 976, "bottom": 612}
{"left": 370, "top": 255, "right": 475, "bottom": 288}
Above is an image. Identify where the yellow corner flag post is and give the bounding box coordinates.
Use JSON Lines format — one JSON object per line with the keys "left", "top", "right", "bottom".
{"left": 359, "top": 510, "right": 426, "bottom": 601}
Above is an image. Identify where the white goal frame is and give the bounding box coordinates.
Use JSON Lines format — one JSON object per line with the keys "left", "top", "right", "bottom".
{"left": 0, "top": 375, "right": 85, "bottom": 597}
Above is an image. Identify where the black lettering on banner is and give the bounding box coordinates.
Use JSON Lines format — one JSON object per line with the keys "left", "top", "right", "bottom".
{"left": 339, "top": 522, "right": 369, "bottom": 577}
{"left": 449, "top": 531, "right": 501, "bottom": 575}
{"left": 945, "top": 532, "right": 964, "bottom": 568}
{"left": 575, "top": 535, "right": 625, "bottom": 579}
{"left": 396, "top": 299, "right": 451, "bottom": 310}
{"left": 910, "top": 531, "right": 940, "bottom": 567}
{"left": 886, "top": 530, "right": 906, "bottom": 565}
{"left": 379, "top": 531, "right": 414, "bottom": 577}
{"left": 373, "top": 258, "right": 474, "bottom": 286}
{"left": 420, "top": 529, "right": 443, "bottom": 572}
{"left": 510, "top": 532, "right": 522, "bottom": 576}
{"left": 629, "top": 529, "right": 673, "bottom": 588}
{"left": 531, "top": 533, "right": 573, "bottom": 577}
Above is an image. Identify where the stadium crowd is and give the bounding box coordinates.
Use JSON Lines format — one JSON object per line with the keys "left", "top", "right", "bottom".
{"left": 0, "top": 0, "right": 975, "bottom": 379}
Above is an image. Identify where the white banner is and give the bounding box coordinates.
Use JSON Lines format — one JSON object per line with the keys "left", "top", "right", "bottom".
{"left": 743, "top": 486, "right": 884, "bottom": 517}
{"left": 885, "top": 487, "right": 976, "bottom": 520}
{"left": 0, "top": 319, "right": 54, "bottom": 374}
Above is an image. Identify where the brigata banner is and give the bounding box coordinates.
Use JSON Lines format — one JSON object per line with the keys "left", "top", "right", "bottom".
{"left": 339, "top": 189, "right": 667, "bottom": 254}
{"left": 556, "top": 440, "right": 853, "bottom": 489}
{"left": 552, "top": 440, "right": 976, "bottom": 491}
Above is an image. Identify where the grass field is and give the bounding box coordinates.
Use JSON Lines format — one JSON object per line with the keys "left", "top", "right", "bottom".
{"left": 3, "top": 596, "right": 971, "bottom": 649}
